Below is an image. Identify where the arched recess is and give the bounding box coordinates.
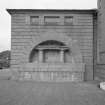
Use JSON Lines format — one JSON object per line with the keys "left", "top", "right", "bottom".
{"left": 29, "top": 40, "right": 71, "bottom": 63}
{"left": 25, "top": 31, "right": 83, "bottom": 63}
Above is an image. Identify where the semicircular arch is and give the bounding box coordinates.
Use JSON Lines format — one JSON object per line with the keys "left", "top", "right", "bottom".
{"left": 25, "top": 31, "right": 82, "bottom": 63}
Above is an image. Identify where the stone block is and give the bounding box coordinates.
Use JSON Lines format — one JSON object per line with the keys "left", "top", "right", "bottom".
{"left": 24, "top": 72, "right": 31, "bottom": 79}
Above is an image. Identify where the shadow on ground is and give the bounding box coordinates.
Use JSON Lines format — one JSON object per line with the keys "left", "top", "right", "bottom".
{"left": 0, "top": 80, "right": 105, "bottom": 105}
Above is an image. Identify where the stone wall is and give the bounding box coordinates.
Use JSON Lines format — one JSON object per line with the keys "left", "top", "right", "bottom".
{"left": 95, "top": 0, "right": 105, "bottom": 81}
{"left": 7, "top": 10, "right": 95, "bottom": 81}
{"left": 18, "top": 63, "right": 84, "bottom": 81}
{"left": 95, "top": 65, "right": 105, "bottom": 81}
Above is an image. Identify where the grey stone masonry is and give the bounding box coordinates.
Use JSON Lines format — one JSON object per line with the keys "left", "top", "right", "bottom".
{"left": 7, "top": 9, "right": 97, "bottom": 81}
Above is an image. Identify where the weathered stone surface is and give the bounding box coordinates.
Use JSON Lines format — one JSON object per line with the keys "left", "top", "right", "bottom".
{"left": 7, "top": 9, "right": 95, "bottom": 81}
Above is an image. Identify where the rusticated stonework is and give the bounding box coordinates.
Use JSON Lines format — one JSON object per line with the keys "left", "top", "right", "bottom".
{"left": 7, "top": 9, "right": 96, "bottom": 81}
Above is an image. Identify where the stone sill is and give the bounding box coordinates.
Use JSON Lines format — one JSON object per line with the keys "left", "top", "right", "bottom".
{"left": 19, "top": 62, "right": 85, "bottom": 72}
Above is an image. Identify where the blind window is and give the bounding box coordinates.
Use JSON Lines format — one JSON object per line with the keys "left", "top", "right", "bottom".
{"left": 44, "top": 16, "right": 60, "bottom": 25}
{"left": 30, "top": 16, "right": 39, "bottom": 25}
{"left": 64, "top": 16, "right": 73, "bottom": 25}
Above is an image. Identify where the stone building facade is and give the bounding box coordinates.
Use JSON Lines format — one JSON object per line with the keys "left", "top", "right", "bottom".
{"left": 94, "top": 0, "right": 105, "bottom": 80}
{"left": 7, "top": 9, "right": 97, "bottom": 81}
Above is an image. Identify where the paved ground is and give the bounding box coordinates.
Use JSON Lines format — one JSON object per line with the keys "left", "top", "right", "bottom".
{"left": 0, "top": 80, "right": 105, "bottom": 105}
